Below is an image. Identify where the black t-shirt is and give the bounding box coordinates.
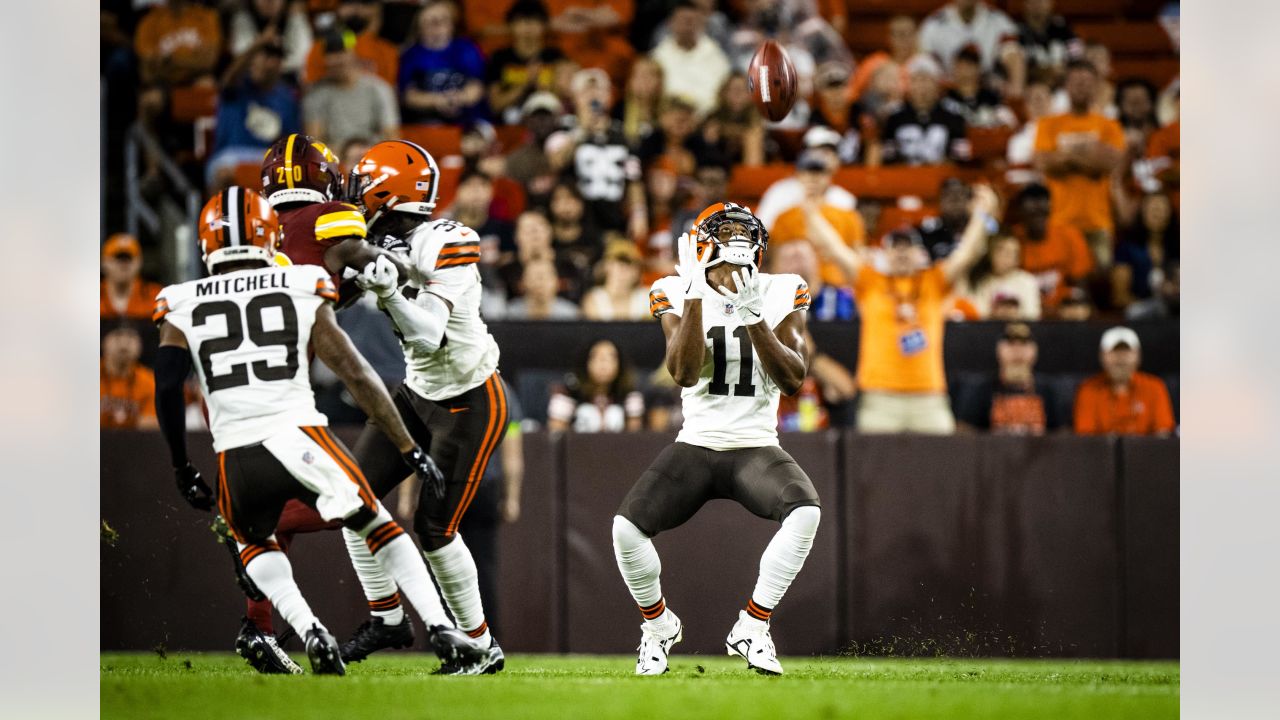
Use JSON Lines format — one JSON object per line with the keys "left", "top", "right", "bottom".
{"left": 914, "top": 215, "right": 966, "bottom": 260}
{"left": 942, "top": 89, "right": 1005, "bottom": 127}
{"left": 881, "top": 102, "right": 969, "bottom": 165}
{"left": 569, "top": 122, "right": 641, "bottom": 233}
{"left": 1017, "top": 16, "right": 1079, "bottom": 75}
{"left": 954, "top": 374, "right": 1064, "bottom": 433}
{"left": 485, "top": 46, "right": 566, "bottom": 89}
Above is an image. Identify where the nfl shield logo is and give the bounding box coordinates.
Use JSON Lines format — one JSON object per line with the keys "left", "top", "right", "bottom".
{"left": 723, "top": 302, "right": 735, "bottom": 317}
{"left": 302, "top": 451, "right": 315, "bottom": 465}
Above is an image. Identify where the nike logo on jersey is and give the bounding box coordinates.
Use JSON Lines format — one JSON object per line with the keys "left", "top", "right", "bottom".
{"left": 449, "top": 407, "right": 469, "bottom": 414}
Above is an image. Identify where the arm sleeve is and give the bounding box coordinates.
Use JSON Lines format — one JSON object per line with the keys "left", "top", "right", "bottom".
{"left": 382, "top": 289, "right": 451, "bottom": 355}
{"left": 154, "top": 345, "right": 193, "bottom": 467}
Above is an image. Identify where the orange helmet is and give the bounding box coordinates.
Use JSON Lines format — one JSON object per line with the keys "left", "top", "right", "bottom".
{"left": 261, "top": 134, "right": 343, "bottom": 207}
{"left": 348, "top": 140, "right": 441, "bottom": 227}
{"left": 692, "top": 202, "right": 768, "bottom": 268}
{"left": 197, "top": 186, "right": 280, "bottom": 272}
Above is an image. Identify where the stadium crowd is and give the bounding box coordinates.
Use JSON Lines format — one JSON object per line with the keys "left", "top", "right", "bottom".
{"left": 101, "top": 0, "right": 1179, "bottom": 437}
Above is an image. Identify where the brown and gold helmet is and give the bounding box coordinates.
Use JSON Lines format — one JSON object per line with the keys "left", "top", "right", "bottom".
{"left": 261, "top": 133, "right": 343, "bottom": 207}
{"left": 197, "top": 186, "right": 280, "bottom": 272}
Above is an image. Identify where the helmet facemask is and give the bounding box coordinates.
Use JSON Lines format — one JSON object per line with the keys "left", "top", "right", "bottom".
{"left": 697, "top": 204, "right": 768, "bottom": 270}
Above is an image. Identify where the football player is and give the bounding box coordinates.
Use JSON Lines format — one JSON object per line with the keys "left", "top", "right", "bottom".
{"left": 334, "top": 140, "right": 509, "bottom": 674}
{"left": 153, "top": 187, "right": 486, "bottom": 675}
{"left": 612, "top": 203, "right": 820, "bottom": 676}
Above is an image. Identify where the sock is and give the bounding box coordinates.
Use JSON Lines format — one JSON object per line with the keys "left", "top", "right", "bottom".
{"left": 358, "top": 510, "right": 451, "bottom": 628}
{"left": 239, "top": 540, "right": 323, "bottom": 638}
{"left": 424, "top": 534, "right": 490, "bottom": 644}
{"left": 245, "top": 597, "right": 274, "bottom": 635}
{"left": 748, "top": 506, "right": 820, "bottom": 620}
{"left": 612, "top": 515, "right": 676, "bottom": 633}
{"left": 342, "top": 527, "right": 405, "bottom": 625}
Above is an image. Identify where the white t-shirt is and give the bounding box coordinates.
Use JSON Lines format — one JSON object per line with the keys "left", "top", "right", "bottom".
{"left": 649, "top": 272, "right": 810, "bottom": 450}
{"left": 756, "top": 177, "right": 856, "bottom": 232}
{"left": 919, "top": 2, "right": 1019, "bottom": 71}
{"left": 649, "top": 35, "right": 732, "bottom": 117}
{"left": 155, "top": 264, "right": 333, "bottom": 452}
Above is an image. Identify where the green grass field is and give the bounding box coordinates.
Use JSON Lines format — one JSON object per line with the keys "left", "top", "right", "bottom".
{"left": 101, "top": 652, "right": 1178, "bottom": 720}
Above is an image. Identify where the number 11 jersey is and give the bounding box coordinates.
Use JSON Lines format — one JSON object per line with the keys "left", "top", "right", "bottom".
{"left": 649, "top": 272, "right": 811, "bottom": 450}
{"left": 154, "top": 264, "right": 337, "bottom": 451}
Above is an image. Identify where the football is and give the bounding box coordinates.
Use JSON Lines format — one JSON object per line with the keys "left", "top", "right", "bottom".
{"left": 747, "top": 40, "right": 798, "bottom": 122}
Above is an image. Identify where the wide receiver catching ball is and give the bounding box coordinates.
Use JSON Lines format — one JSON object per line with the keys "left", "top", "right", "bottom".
{"left": 747, "top": 40, "right": 798, "bottom": 122}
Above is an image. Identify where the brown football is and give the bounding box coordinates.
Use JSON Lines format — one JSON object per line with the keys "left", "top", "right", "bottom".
{"left": 747, "top": 40, "right": 798, "bottom": 122}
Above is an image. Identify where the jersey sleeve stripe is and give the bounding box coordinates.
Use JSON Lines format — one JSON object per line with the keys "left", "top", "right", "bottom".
{"left": 435, "top": 256, "right": 480, "bottom": 269}
{"left": 152, "top": 298, "right": 171, "bottom": 323}
{"left": 314, "top": 218, "right": 368, "bottom": 240}
{"left": 315, "top": 279, "right": 339, "bottom": 302}
{"left": 438, "top": 244, "right": 480, "bottom": 256}
{"left": 442, "top": 239, "right": 478, "bottom": 249}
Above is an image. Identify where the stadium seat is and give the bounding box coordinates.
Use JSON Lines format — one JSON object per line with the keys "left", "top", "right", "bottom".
{"left": 1111, "top": 57, "right": 1179, "bottom": 88}
{"left": 846, "top": 0, "right": 945, "bottom": 17}
{"left": 843, "top": 19, "right": 888, "bottom": 54}
{"left": 833, "top": 166, "right": 982, "bottom": 200}
{"left": 401, "top": 124, "right": 464, "bottom": 159}
{"left": 1075, "top": 22, "right": 1173, "bottom": 55}
{"left": 728, "top": 164, "right": 793, "bottom": 204}
{"left": 878, "top": 205, "right": 935, "bottom": 231}
{"left": 1004, "top": 0, "right": 1125, "bottom": 18}
{"left": 495, "top": 124, "right": 528, "bottom": 154}
{"left": 769, "top": 128, "right": 808, "bottom": 161}
{"left": 968, "top": 126, "right": 1016, "bottom": 163}
{"left": 169, "top": 84, "right": 217, "bottom": 123}
{"left": 232, "top": 162, "right": 262, "bottom": 191}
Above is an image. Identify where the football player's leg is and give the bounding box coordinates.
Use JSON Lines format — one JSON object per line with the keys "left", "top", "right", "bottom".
{"left": 419, "top": 375, "right": 509, "bottom": 648}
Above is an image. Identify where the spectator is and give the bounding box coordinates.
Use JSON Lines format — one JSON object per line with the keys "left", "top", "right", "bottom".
{"left": 777, "top": 377, "right": 831, "bottom": 432}
{"left": 100, "top": 234, "right": 163, "bottom": 322}
{"left": 964, "top": 234, "right": 1042, "bottom": 320}
{"left": 446, "top": 170, "right": 515, "bottom": 257}
{"left": 636, "top": 96, "right": 700, "bottom": 172}
{"left": 1117, "top": 78, "right": 1159, "bottom": 141}
{"left": 728, "top": 0, "right": 852, "bottom": 90}
{"left": 582, "top": 240, "right": 652, "bottom": 321}
{"left": 1034, "top": 59, "right": 1124, "bottom": 266}
{"left": 613, "top": 57, "right": 665, "bottom": 147}
{"left": 207, "top": 39, "right": 300, "bottom": 189}
{"left": 650, "top": 0, "right": 734, "bottom": 55}
{"left": 755, "top": 126, "right": 856, "bottom": 230}
{"left": 547, "top": 339, "right": 645, "bottom": 432}
{"left": 303, "top": 29, "right": 400, "bottom": 150}
{"left": 943, "top": 45, "right": 1016, "bottom": 128}
{"left": 304, "top": 0, "right": 398, "bottom": 86}
{"left": 547, "top": 0, "right": 637, "bottom": 84}
{"left": 458, "top": 122, "right": 524, "bottom": 220}
{"left": 882, "top": 56, "right": 971, "bottom": 166}
{"left": 554, "top": 68, "right": 646, "bottom": 239}
{"left": 100, "top": 325, "right": 158, "bottom": 431}
{"left": 1111, "top": 192, "right": 1179, "bottom": 314}
{"left": 547, "top": 181, "right": 598, "bottom": 292}
{"left": 398, "top": 0, "right": 487, "bottom": 125}
{"left": 339, "top": 136, "right": 372, "bottom": 174}
{"left": 1057, "top": 285, "right": 1094, "bottom": 321}
{"left": 227, "top": 0, "right": 312, "bottom": 78}
{"left": 769, "top": 240, "right": 854, "bottom": 322}
{"left": 133, "top": 0, "right": 221, "bottom": 128}
{"left": 838, "top": 60, "right": 906, "bottom": 166}
{"left": 506, "top": 259, "right": 582, "bottom": 320}
{"left": 1126, "top": 259, "right": 1179, "bottom": 321}
{"left": 1074, "top": 327, "right": 1175, "bottom": 436}
{"left": 847, "top": 14, "right": 915, "bottom": 103}
{"left": 1006, "top": 79, "right": 1053, "bottom": 168}
{"left": 497, "top": 210, "right": 583, "bottom": 302}
{"left": 1011, "top": 183, "right": 1092, "bottom": 312}
{"left": 638, "top": 158, "right": 683, "bottom": 274}
{"left": 918, "top": 0, "right": 1021, "bottom": 76}
{"left": 487, "top": 0, "right": 566, "bottom": 124}
{"left": 1142, "top": 92, "right": 1179, "bottom": 207}
{"left": 915, "top": 177, "right": 975, "bottom": 260}
{"left": 809, "top": 186, "right": 1001, "bottom": 434}
{"left": 1014, "top": 0, "right": 1080, "bottom": 83}
{"left": 955, "top": 322, "right": 1064, "bottom": 434}
{"left": 506, "top": 92, "right": 564, "bottom": 206}
{"left": 649, "top": 0, "right": 732, "bottom": 117}
{"left": 769, "top": 150, "right": 868, "bottom": 289}
{"left": 698, "top": 72, "right": 766, "bottom": 166}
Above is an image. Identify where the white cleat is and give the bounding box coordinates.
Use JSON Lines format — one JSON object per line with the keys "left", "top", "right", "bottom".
{"left": 635, "top": 612, "right": 683, "bottom": 676}
{"left": 725, "top": 610, "right": 783, "bottom": 675}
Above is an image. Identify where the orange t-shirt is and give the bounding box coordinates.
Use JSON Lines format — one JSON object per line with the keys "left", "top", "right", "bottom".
{"left": 101, "top": 279, "right": 165, "bottom": 321}
{"left": 101, "top": 362, "right": 157, "bottom": 430}
{"left": 134, "top": 4, "right": 221, "bottom": 69}
{"left": 1073, "top": 371, "right": 1175, "bottom": 435}
{"left": 853, "top": 264, "right": 950, "bottom": 394}
{"left": 304, "top": 34, "right": 399, "bottom": 88}
{"left": 1014, "top": 222, "right": 1093, "bottom": 309}
{"left": 1034, "top": 112, "right": 1125, "bottom": 234}
{"left": 770, "top": 205, "right": 866, "bottom": 288}
{"left": 1146, "top": 119, "right": 1180, "bottom": 210}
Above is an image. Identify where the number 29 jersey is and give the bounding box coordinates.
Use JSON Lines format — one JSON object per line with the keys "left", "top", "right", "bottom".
{"left": 153, "top": 264, "right": 337, "bottom": 452}
{"left": 649, "top": 272, "right": 811, "bottom": 450}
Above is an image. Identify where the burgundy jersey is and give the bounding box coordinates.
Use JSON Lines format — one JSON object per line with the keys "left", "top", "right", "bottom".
{"left": 277, "top": 201, "right": 367, "bottom": 279}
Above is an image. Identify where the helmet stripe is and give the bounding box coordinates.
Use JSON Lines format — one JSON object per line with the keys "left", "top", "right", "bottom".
{"left": 283, "top": 133, "right": 297, "bottom": 190}
{"left": 227, "top": 186, "right": 243, "bottom": 248}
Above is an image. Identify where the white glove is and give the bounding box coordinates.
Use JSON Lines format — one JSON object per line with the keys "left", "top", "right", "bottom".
{"left": 675, "top": 232, "right": 715, "bottom": 300}
{"left": 716, "top": 267, "right": 766, "bottom": 325}
{"left": 355, "top": 255, "right": 399, "bottom": 300}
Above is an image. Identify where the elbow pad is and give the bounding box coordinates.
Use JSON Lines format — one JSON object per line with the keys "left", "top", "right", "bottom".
{"left": 381, "top": 290, "right": 448, "bottom": 354}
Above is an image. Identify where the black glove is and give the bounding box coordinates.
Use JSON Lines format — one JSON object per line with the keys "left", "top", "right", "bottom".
{"left": 404, "top": 446, "right": 446, "bottom": 500}
{"left": 175, "top": 463, "right": 214, "bottom": 511}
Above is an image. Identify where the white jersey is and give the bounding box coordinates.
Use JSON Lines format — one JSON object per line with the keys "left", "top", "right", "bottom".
{"left": 394, "top": 218, "right": 501, "bottom": 401}
{"left": 650, "top": 272, "right": 810, "bottom": 450}
{"left": 155, "top": 264, "right": 335, "bottom": 452}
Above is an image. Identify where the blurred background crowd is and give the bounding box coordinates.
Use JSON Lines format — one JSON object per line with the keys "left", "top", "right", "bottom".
{"left": 100, "top": 0, "right": 1179, "bottom": 440}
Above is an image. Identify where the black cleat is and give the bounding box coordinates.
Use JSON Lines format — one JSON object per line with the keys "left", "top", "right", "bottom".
{"left": 234, "top": 617, "right": 302, "bottom": 675}
{"left": 340, "top": 616, "right": 415, "bottom": 663}
{"left": 433, "top": 636, "right": 505, "bottom": 676}
{"left": 305, "top": 625, "right": 346, "bottom": 676}
{"left": 427, "top": 625, "right": 488, "bottom": 671}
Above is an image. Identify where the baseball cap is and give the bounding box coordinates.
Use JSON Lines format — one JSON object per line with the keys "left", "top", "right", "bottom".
{"left": 1001, "top": 322, "right": 1034, "bottom": 343}
{"left": 802, "top": 125, "right": 842, "bottom": 150}
{"left": 521, "top": 91, "right": 563, "bottom": 118}
{"left": 1100, "top": 326, "right": 1141, "bottom": 352}
{"left": 796, "top": 149, "right": 831, "bottom": 172}
{"left": 103, "top": 233, "right": 140, "bottom": 260}
{"left": 905, "top": 54, "right": 943, "bottom": 80}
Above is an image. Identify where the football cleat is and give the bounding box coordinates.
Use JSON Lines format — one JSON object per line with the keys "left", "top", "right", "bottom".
{"left": 635, "top": 612, "right": 683, "bottom": 676}
{"left": 438, "top": 636, "right": 506, "bottom": 676}
{"left": 725, "top": 610, "right": 783, "bottom": 675}
{"left": 340, "top": 616, "right": 415, "bottom": 663}
{"left": 426, "top": 625, "right": 489, "bottom": 670}
{"left": 234, "top": 617, "right": 302, "bottom": 675}
{"left": 304, "top": 625, "right": 346, "bottom": 676}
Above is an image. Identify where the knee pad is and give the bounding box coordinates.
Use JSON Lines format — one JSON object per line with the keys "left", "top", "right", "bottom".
{"left": 612, "top": 515, "right": 649, "bottom": 549}
{"left": 782, "top": 505, "right": 821, "bottom": 535}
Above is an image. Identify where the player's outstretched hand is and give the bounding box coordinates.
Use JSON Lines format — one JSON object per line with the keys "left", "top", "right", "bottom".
{"left": 356, "top": 255, "right": 399, "bottom": 300}
{"left": 716, "top": 267, "right": 766, "bottom": 325}
{"left": 675, "top": 232, "right": 715, "bottom": 300}
{"left": 175, "top": 463, "right": 214, "bottom": 511}
{"left": 404, "top": 446, "right": 447, "bottom": 500}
